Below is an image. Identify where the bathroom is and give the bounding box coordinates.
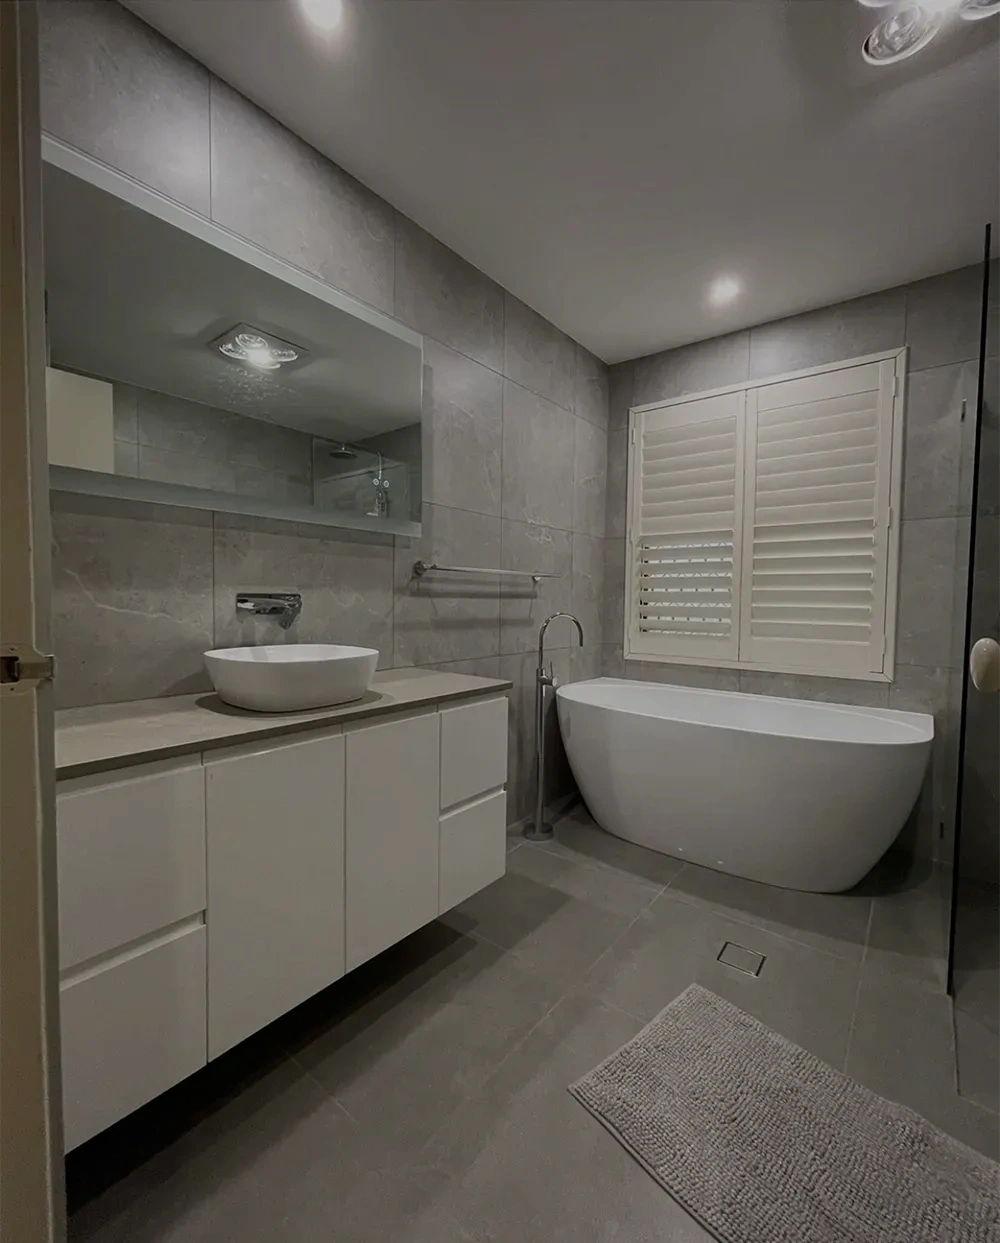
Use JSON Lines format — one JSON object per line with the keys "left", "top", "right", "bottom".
{"left": 2, "top": 0, "right": 998, "bottom": 1239}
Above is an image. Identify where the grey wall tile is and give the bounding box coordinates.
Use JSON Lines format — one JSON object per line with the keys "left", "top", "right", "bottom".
{"left": 749, "top": 290, "right": 905, "bottom": 381}
{"left": 138, "top": 445, "right": 236, "bottom": 493}
{"left": 136, "top": 389, "right": 234, "bottom": 460}
{"left": 499, "top": 649, "right": 573, "bottom": 824}
{"left": 896, "top": 517, "right": 967, "bottom": 668}
{"left": 739, "top": 669, "right": 889, "bottom": 708}
{"left": 501, "top": 381, "right": 575, "bottom": 530}
{"left": 967, "top": 355, "right": 998, "bottom": 519}
{"left": 113, "top": 441, "right": 139, "bottom": 477}
{"left": 213, "top": 515, "right": 393, "bottom": 662}
{"left": 394, "top": 214, "right": 504, "bottom": 371}
{"left": 634, "top": 330, "right": 750, "bottom": 406}
{"left": 112, "top": 383, "right": 138, "bottom": 443}
{"left": 905, "top": 261, "right": 999, "bottom": 373}
{"left": 569, "top": 645, "right": 604, "bottom": 684}
{"left": 626, "top": 662, "right": 740, "bottom": 692}
{"left": 570, "top": 533, "right": 605, "bottom": 649}
{"left": 605, "top": 423, "right": 629, "bottom": 540}
{"left": 602, "top": 645, "right": 626, "bottom": 678}
{"left": 51, "top": 494, "right": 214, "bottom": 708}
{"left": 503, "top": 293, "right": 576, "bottom": 411}
{"left": 603, "top": 538, "right": 625, "bottom": 651}
{"left": 394, "top": 504, "right": 501, "bottom": 666}
{"left": 39, "top": 0, "right": 211, "bottom": 214}
{"left": 421, "top": 340, "right": 502, "bottom": 516}
{"left": 889, "top": 664, "right": 955, "bottom": 862}
{"left": 902, "top": 363, "right": 977, "bottom": 521}
{"left": 209, "top": 80, "right": 394, "bottom": 313}
{"left": 572, "top": 417, "right": 607, "bottom": 537}
{"left": 575, "top": 346, "right": 610, "bottom": 429}
{"left": 608, "top": 362, "right": 635, "bottom": 430}
{"left": 499, "top": 521, "right": 572, "bottom": 657}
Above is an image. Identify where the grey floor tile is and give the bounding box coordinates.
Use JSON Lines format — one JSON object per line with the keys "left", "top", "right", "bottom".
{"left": 668, "top": 861, "right": 872, "bottom": 962}
{"left": 292, "top": 927, "right": 563, "bottom": 1166}
{"left": 580, "top": 892, "right": 860, "bottom": 1068}
{"left": 414, "top": 993, "right": 716, "bottom": 1243}
{"left": 545, "top": 805, "right": 686, "bottom": 888}
{"left": 442, "top": 843, "right": 663, "bottom": 985}
{"left": 952, "top": 879, "right": 1000, "bottom": 1037}
{"left": 866, "top": 886, "right": 948, "bottom": 990}
{"left": 955, "top": 1008, "right": 1000, "bottom": 1116}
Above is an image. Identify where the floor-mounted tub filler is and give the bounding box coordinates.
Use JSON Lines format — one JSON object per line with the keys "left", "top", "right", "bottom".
{"left": 556, "top": 678, "right": 933, "bottom": 893}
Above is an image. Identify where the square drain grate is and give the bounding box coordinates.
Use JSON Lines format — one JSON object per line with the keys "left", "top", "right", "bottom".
{"left": 717, "top": 941, "right": 765, "bottom": 977}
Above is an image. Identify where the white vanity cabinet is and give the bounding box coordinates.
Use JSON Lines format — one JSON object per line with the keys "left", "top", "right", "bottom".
{"left": 204, "top": 729, "right": 346, "bottom": 1059}
{"left": 55, "top": 684, "right": 509, "bottom": 1150}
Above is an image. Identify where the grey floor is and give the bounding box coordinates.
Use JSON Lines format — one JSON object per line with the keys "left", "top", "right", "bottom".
{"left": 68, "top": 805, "right": 999, "bottom": 1243}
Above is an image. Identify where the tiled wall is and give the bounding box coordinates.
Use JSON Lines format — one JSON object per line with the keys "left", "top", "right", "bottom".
{"left": 603, "top": 267, "right": 999, "bottom": 863}
{"left": 40, "top": 0, "right": 608, "bottom": 823}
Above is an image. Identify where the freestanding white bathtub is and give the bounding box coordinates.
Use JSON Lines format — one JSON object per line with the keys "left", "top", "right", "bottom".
{"left": 556, "top": 678, "right": 933, "bottom": 893}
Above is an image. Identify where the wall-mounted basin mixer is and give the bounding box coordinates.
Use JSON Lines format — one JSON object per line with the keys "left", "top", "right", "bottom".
{"left": 524, "top": 613, "right": 584, "bottom": 842}
{"left": 235, "top": 593, "right": 303, "bottom": 630}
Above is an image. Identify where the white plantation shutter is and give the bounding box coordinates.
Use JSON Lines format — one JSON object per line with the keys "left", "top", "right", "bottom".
{"left": 738, "top": 359, "right": 895, "bottom": 676}
{"left": 627, "top": 391, "right": 745, "bottom": 661}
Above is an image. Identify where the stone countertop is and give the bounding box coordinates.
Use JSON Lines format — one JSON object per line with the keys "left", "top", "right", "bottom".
{"left": 55, "top": 668, "right": 512, "bottom": 779}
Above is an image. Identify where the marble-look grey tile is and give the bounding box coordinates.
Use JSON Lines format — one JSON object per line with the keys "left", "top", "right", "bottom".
{"left": 601, "top": 644, "right": 626, "bottom": 678}
{"left": 39, "top": 0, "right": 211, "bottom": 214}
{"left": 968, "top": 355, "right": 999, "bottom": 518}
{"left": 602, "top": 538, "right": 625, "bottom": 651}
{"left": 896, "top": 517, "right": 967, "bottom": 668}
{"left": 393, "top": 504, "right": 501, "bottom": 666}
{"left": 425, "top": 656, "right": 502, "bottom": 679}
{"left": 547, "top": 804, "right": 684, "bottom": 887}
{"left": 497, "top": 649, "right": 571, "bottom": 820}
{"left": 113, "top": 440, "right": 139, "bottom": 478}
{"left": 749, "top": 289, "right": 905, "bottom": 381}
{"left": 209, "top": 81, "right": 394, "bottom": 313}
{"left": 135, "top": 389, "right": 233, "bottom": 461}
{"left": 138, "top": 445, "right": 236, "bottom": 493}
{"left": 503, "top": 293, "right": 576, "bottom": 411}
{"left": 955, "top": 1009, "right": 1000, "bottom": 1116}
{"left": 738, "top": 668, "right": 889, "bottom": 707}
{"left": 888, "top": 662, "right": 952, "bottom": 716}
{"left": 568, "top": 644, "right": 603, "bottom": 684}
{"left": 635, "top": 330, "right": 750, "bottom": 405}
{"left": 231, "top": 465, "right": 311, "bottom": 506}
{"left": 608, "top": 360, "right": 634, "bottom": 430}
{"left": 605, "top": 424, "right": 629, "bottom": 539}
{"left": 212, "top": 515, "right": 393, "bottom": 662}
{"left": 866, "top": 881, "right": 947, "bottom": 991}
{"left": 228, "top": 417, "right": 313, "bottom": 481}
{"left": 571, "top": 416, "right": 607, "bottom": 537}
{"left": 574, "top": 345, "right": 609, "bottom": 429}
{"left": 499, "top": 521, "right": 572, "bottom": 657}
{"left": 394, "top": 214, "right": 504, "bottom": 371}
{"left": 904, "top": 261, "right": 999, "bottom": 373}
{"left": 901, "top": 362, "right": 977, "bottom": 520}
{"left": 571, "top": 533, "right": 605, "bottom": 649}
{"left": 625, "top": 661, "right": 740, "bottom": 691}
{"left": 501, "top": 380, "right": 575, "bottom": 530}
{"left": 421, "top": 340, "right": 502, "bottom": 517}
{"left": 112, "top": 384, "right": 138, "bottom": 443}
{"left": 888, "top": 663, "right": 955, "bottom": 862}
{"left": 51, "top": 495, "right": 214, "bottom": 708}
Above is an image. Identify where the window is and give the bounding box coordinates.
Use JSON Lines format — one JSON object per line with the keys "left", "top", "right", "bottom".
{"left": 624, "top": 351, "right": 904, "bottom": 681}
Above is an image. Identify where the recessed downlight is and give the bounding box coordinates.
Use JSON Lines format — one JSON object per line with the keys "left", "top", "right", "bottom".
{"left": 708, "top": 276, "right": 742, "bottom": 307}
{"left": 862, "top": 5, "right": 941, "bottom": 64}
{"left": 299, "top": 0, "right": 344, "bottom": 32}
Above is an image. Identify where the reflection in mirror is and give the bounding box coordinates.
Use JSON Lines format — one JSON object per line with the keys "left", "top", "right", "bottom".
{"left": 41, "top": 144, "right": 423, "bottom": 536}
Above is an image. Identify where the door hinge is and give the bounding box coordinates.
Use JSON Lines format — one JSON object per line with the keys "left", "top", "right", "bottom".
{"left": 892, "top": 376, "right": 899, "bottom": 398}
{"left": 0, "top": 645, "right": 56, "bottom": 687}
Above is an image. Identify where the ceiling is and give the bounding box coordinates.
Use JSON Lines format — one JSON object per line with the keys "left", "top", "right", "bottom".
{"left": 124, "top": 0, "right": 1000, "bottom": 364}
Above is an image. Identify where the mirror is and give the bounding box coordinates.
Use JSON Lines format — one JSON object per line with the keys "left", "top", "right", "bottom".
{"left": 41, "top": 142, "right": 423, "bottom": 537}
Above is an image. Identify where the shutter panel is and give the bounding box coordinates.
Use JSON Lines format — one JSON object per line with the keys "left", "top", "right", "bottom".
{"left": 739, "top": 359, "right": 895, "bottom": 676}
{"left": 627, "top": 391, "right": 744, "bottom": 661}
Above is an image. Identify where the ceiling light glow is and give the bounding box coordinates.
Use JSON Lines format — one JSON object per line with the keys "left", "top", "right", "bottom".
{"left": 299, "top": 0, "right": 343, "bottom": 32}
{"left": 959, "top": 0, "right": 1000, "bottom": 18}
{"left": 862, "top": 5, "right": 941, "bottom": 64}
{"left": 213, "top": 325, "right": 303, "bottom": 372}
{"left": 708, "top": 276, "right": 742, "bottom": 307}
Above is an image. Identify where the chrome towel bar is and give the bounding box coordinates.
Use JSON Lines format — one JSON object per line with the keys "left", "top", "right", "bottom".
{"left": 412, "top": 560, "right": 557, "bottom": 584}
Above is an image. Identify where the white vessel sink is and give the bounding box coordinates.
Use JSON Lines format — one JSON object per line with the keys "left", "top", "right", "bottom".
{"left": 204, "top": 644, "right": 379, "bottom": 712}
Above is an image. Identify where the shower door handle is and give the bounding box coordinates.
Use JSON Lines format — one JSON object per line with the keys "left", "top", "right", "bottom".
{"left": 969, "top": 636, "right": 1000, "bottom": 692}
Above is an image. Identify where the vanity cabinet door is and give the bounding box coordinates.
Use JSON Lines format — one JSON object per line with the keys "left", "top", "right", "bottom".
{"left": 345, "top": 711, "right": 440, "bottom": 971}
{"left": 205, "top": 729, "right": 345, "bottom": 1059}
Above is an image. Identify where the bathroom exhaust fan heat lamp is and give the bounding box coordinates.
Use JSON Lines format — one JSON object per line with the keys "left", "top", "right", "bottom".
{"left": 859, "top": 0, "right": 999, "bottom": 65}
{"left": 211, "top": 324, "right": 306, "bottom": 371}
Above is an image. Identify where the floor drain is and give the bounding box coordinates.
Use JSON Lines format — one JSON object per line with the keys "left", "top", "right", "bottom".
{"left": 717, "top": 941, "right": 765, "bottom": 977}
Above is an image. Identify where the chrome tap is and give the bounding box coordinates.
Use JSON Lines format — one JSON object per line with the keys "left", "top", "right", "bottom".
{"left": 525, "top": 613, "right": 585, "bottom": 842}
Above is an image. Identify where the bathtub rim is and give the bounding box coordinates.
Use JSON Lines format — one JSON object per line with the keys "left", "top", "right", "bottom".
{"left": 556, "top": 677, "right": 933, "bottom": 747}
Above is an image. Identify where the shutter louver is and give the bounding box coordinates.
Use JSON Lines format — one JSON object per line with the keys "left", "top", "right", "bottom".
{"left": 628, "top": 391, "right": 744, "bottom": 660}
{"left": 739, "top": 360, "right": 894, "bottom": 676}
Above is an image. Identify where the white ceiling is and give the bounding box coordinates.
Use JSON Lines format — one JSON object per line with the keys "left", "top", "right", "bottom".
{"left": 124, "top": 0, "right": 1000, "bottom": 364}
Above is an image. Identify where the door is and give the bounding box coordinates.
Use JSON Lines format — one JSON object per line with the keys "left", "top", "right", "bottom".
{"left": 947, "top": 229, "right": 998, "bottom": 1023}
{"left": 0, "top": 1, "right": 64, "bottom": 1237}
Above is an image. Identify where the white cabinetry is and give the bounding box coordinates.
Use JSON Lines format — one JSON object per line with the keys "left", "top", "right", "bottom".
{"left": 345, "top": 711, "right": 440, "bottom": 971}
{"left": 439, "top": 789, "right": 506, "bottom": 912}
{"left": 205, "top": 729, "right": 346, "bottom": 1058}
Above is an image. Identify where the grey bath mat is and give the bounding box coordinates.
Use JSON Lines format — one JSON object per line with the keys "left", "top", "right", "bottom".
{"left": 570, "top": 985, "right": 999, "bottom": 1243}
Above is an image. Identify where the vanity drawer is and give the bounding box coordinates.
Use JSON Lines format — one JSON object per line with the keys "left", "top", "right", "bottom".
{"left": 439, "top": 789, "right": 507, "bottom": 913}
{"left": 439, "top": 696, "right": 508, "bottom": 811}
{"left": 57, "top": 759, "right": 206, "bottom": 971}
{"left": 60, "top": 923, "right": 207, "bottom": 1151}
